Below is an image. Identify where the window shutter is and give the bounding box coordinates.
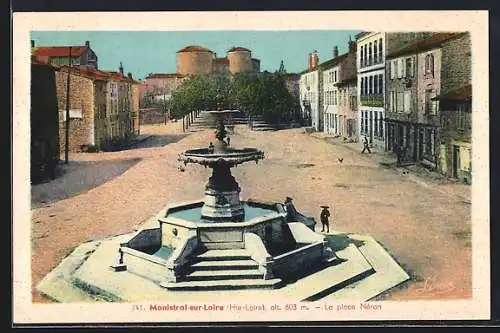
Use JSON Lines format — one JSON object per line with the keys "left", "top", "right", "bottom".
{"left": 404, "top": 91, "right": 411, "bottom": 112}
{"left": 402, "top": 58, "right": 407, "bottom": 78}
{"left": 390, "top": 61, "right": 395, "bottom": 79}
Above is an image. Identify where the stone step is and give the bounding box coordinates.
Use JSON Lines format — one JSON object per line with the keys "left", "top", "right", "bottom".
{"left": 189, "top": 259, "right": 259, "bottom": 271}
{"left": 185, "top": 269, "right": 264, "bottom": 281}
{"left": 161, "top": 278, "right": 283, "bottom": 291}
{"left": 197, "top": 249, "right": 252, "bottom": 261}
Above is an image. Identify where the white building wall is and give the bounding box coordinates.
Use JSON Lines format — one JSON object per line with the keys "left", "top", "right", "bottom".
{"left": 299, "top": 70, "right": 319, "bottom": 130}
{"left": 322, "top": 65, "right": 340, "bottom": 134}
{"left": 357, "top": 32, "right": 386, "bottom": 148}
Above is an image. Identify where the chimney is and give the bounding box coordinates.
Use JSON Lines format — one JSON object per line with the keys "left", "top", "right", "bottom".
{"left": 31, "top": 40, "right": 35, "bottom": 48}
{"left": 128, "top": 72, "right": 133, "bottom": 79}
{"left": 333, "top": 46, "right": 339, "bottom": 58}
{"left": 85, "top": 40, "right": 90, "bottom": 47}
{"left": 308, "top": 53, "right": 312, "bottom": 71}
{"left": 312, "top": 50, "right": 319, "bottom": 69}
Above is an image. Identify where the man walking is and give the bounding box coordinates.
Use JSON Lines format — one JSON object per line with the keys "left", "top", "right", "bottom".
{"left": 320, "top": 205, "right": 331, "bottom": 233}
{"left": 361, "top": 135, "right": 372, "bottom": 154}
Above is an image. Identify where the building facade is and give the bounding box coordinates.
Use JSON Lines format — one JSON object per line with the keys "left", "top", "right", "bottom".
{"left": 299, "top": 51, "right": 320, "bottom": 129}
{"left": 32, "top": 40, "right": 98, "bottom": 70}
{"left": 357, "top": 32, "right": 386, "bottom": 148}
{"left": 357, "top": 31, "right": 435, "bottom": 149}
{"left": 55, "top": 65, "right": 137, "bottom": 152}
{"left": 434, "top": 33, "right": 472, "bottom": 183}
{"left": 321, "top": 41, "right": 357, "bottom": 138}
{"left": 31, "top": 63, "right": 60, "bottom": 183}
{"left": 385, "top": 32, "right": 470, "bottom": 172}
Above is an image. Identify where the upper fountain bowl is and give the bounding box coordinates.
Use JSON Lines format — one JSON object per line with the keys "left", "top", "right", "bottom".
{"left": 179, "top": 147, "right": 264, "bottom": 167}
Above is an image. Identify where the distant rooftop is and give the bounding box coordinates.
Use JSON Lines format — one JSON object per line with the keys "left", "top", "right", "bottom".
{"left": 177, "top": 45, "right": 213, "bottom": 53}
{"left": 387, "top": 32, "right": 468, "bottom": 59}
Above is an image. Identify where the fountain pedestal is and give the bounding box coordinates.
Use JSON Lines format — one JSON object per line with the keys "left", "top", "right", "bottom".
{"left": 201, "top": 162, "right": 244, "bottom": 221}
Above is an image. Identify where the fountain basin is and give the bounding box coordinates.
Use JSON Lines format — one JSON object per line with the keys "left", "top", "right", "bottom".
{"left": 117, "top": 199, "right": 334, "bottom": 286}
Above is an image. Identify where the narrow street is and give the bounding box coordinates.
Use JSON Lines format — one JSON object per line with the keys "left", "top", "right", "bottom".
{"left": 30, "top": 123, "right": 471, "bottom": 302}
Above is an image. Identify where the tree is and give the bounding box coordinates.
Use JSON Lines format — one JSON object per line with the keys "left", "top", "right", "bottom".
{"left": 169, "top": 75, "right": 218, "bottom": 119}
{"left": 229, "top": 72, "right": 293, "bottom": 124}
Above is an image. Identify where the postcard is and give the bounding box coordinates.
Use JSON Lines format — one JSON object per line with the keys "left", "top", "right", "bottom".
{"left": 13, "top": 10, "right": 489, "bottom": 324}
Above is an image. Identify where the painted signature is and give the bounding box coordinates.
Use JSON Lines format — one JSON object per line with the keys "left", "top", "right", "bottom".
{"left": 414, "top": 278, "right": 457, "bottom": 296}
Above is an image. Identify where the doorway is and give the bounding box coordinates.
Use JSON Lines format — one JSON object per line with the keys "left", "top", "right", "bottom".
{"left": 453, "top": 145, "right": 460, "bottom": 178}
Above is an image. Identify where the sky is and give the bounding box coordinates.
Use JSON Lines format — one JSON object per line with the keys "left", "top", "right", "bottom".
{"left": 31, "top": 30, "right": 361, "bottom": 80}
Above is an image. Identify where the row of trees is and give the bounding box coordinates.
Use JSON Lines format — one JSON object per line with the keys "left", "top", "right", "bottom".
{"left": 168, "top": 73, "right": 295, "bottom": 124}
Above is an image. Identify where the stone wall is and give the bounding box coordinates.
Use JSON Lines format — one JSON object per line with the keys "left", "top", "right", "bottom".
{"left": 55, "top": 71, "right": 95, "bottom": 153}
{"left": 441, "top": 33, "right": 471, "bottom": 95}
{"left": 177, "top": 51, "right": 213, "bottom": 76}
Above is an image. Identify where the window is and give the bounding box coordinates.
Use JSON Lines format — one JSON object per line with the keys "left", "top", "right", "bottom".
{"left": 389, "top": 91, "right": 395, "bottom": 112}
{"left": 368, "top": 42, "right": 372, "bottom": 65}
{"left": 406, "top": 57, "right": 414, "bottom": 77}
{"left": 468, "top": 53, "right": 472, "bottom": 82}
{"left": 378, "top": 75, "right": 383, "bottom": 95}
{"left": 378, "top": 113, "right": 384, "bottom": 138}
{"left": 397, "top": 58, "right": 403, "bottom": 78}
{"left": 403, "top": 91, "right": 411, "bottom": 113}
{"left": 364, "top": 44, "right": 368, "bottom": 67}
{"left": 369, "top": 76, "right": 373, "bottom": 95}
{"left": 374, "top": 112, "right": 378, "bottom": 137}
{"left": 350, "top": 95, "right": 357, "bottom": 110}
{"left": 374, "top": 40, "right": 378, "bottom": 63}
{"left": 360, "top": 78, "right": 364, "bottom": 96}
{"left": 457, "top": 104, "right": 466, "bottom": 130}
{"left": 378, "top": 38, "right": 383, "bottom": 63}
{"left": 425, "top": 90, "right": 437, "bottom": 115}
{"left": 425, "top": 53, "right": 434, "bottom": 76}
{"left": 397, "top": 92, "right": 404, "bottom": 112}
{"left": 395, "top": 60, "right": 399, "bottom": 79}
{"left": 425, "top": 129, "right": 435, "bottom": 158}
{"left": 360, "top": 46, "right": 364, "bottom": 67}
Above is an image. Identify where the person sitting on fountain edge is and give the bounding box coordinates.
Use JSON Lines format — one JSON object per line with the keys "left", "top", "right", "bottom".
{"left": 284, "top": 196, "right": 299, "bottom": 222}
{"left": 208, "top": 142, "right": 214, "bottom": 153}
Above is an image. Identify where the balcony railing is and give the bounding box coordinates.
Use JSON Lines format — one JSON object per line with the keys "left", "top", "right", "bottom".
{"left": 360, "top": 94, "right": 384, "bottom": 107}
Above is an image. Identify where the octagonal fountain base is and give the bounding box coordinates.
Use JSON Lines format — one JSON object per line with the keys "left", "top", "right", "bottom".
{"left": 37, "top": 199, "right": 410, "bottom": 302}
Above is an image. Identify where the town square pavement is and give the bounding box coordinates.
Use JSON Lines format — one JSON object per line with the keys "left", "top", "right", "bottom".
{"left": 29, "top": 123, "right": 472, "bottom": 303}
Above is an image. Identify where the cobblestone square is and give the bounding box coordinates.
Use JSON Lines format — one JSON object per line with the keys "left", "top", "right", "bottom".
{"left": 31, "top": 123, "right": 471, "bottom": 303}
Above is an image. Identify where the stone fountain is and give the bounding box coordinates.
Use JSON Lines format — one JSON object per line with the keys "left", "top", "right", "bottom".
{"left": 112, "top": 109, "right": 335, "bottom": 289}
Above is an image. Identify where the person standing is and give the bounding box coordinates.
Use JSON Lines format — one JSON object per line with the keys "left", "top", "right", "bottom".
{"left": 320, "top": 205, "right": 331, "bottom": 233}
{"left": 284, "top": 196, "right": 298, "bottom": 222}
{"left": 361, "top": 135, "right": 372, "bottom": 154}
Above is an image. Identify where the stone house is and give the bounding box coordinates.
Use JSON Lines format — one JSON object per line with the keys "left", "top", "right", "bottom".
{"left": 385, "top": 32, "right": 470, "bottom": 170}
{"left": 140, "top": 73, "right": 186, "bottom": 121}
{"left": 56, "top": 66, "right": 108, "bottom": 152}
{"left": 56, "top": 65, "right": 137, "bottom": 152}
{"left": 434, "top": 85, "right": 472, "bottom": 183}
{"left": 31, "top": 62, "right": 60, "bottom": 183}
{"left": 320, "top": 40, "right": 357, "bottom": 139}
{"left": 32, "top": 40, "right": 98, "bottom": 70}
{"left": 433, "top": 32, "right": 472, "bottom": 183}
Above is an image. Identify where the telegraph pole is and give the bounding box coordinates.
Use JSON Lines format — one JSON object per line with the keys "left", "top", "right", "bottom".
{"left": 64, "top": 46, "right": 72, "bottom": 164}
